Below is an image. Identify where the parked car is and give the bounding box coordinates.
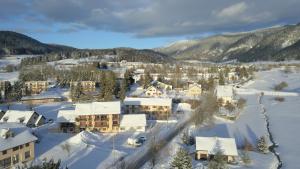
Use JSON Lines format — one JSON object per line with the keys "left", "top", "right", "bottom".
{"left": 127, "top": 138, "right": 142, "bottom": 147}
{"left": 138, "top": 136, "right": 147, "bottom": 143}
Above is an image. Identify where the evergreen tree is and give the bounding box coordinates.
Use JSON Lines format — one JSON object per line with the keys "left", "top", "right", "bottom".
{"left": 218, "top": 72, "right": 225, "bottom": 85}
{"left": 24, "top": 159, "right": 62, "bottom": 169}
{"left": 170, "top": 148, "right": 192, "bottom": 169}
{"left": 143, "top": 71, "right": 153, "bottom": 88}
{"left": 257, "top": 136, "right": 269, "bottom": 153}
{"left": 208, "top": 151, "right": 228, "bottom": 169}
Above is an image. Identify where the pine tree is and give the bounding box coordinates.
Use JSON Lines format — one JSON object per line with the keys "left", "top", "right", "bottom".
{"left": 219, "top": 72, "right": 225, "bottom": 85}
{"left": 170, "top": 148, "right": 192, "bottom": 169}
{"left": 257, "top": 136, "right": 269, "bottom": 153}
{"left": 208, "top": 151, "right": 228, "bottom": 169}
{"left": 143, "top": 71, "right": 152, "bottom": 88}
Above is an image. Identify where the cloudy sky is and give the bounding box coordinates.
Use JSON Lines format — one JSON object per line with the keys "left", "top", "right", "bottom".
{"left": 1, "top": 0, "right": 300, "bottom": 49}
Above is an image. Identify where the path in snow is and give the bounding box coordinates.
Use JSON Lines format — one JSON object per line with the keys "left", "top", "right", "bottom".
{"left": 258, "top": 94, "right": 282, "bottom": 169}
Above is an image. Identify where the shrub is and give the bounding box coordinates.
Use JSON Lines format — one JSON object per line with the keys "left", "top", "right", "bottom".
{"left": 274, "top": 82, "right": 288, "bottom": 91}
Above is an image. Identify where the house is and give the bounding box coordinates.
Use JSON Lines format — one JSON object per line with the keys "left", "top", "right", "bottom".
{"left": 0, "top": 110, "right": 45, "bottom": 128}
{"left": 215, "top": 85, "right": 234, "bottom": 105}
{"left": 151, "top": 80, "right": 173, "bottom": 90}
{"left": 186, "top": 83, "right": 202, "bottom": 97}
{"left": 145, "top": 86, "right": 163, "bottom": 97}
{"left": 120, "top": 114, "right": 147, "bottom": 132}
{"left": 57, "top": 110, "right": 77, "bottom": 133}
{"left": 0, "top": 124, "right": 37, "bottom": 169}
{"left": 21, "top": 94, "right": 63, "bottom": 105}
{"left": 24, "top": 81, "right": 48, "bottom": 94}
{"left": 124, "top": 97, "right": 172, "bottom": 120}
{"left": 195, "top": 137, "right": 238, "bottom": 163}
{"left": 70, "top": 81, "right": 96, "bottom": 92}
{"left": 57, "top": 101, "right": 121, "bottom": 133}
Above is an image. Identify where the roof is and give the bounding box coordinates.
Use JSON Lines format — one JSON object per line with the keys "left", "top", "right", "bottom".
{"left": 0, "top": 110, "right": 35, "bottom": 125}
{"left": 216, "top": 85, "right": 233, "bottom": 98}
{"left": 0, "top": 123, "right": 37, "bottom": 151}
{"left": 123, "top": 97, "right": 172, "bottom": 107}
{"left": 57, "top": 110, "right": 76, "bottom": 123}
{"left": 120, "top": 114, "right": 146, "bottom": 128}
{"left": 195, "top": 137, "right": 238, "bottom": 156}
{"left": 75, "top": 101, "right": 121, "bottom": 115}
{"left": 189, "top": 83, "right": 202, "bottom": 89}
{"left": 21, "top": 94, "right": 62, "bottom": 101}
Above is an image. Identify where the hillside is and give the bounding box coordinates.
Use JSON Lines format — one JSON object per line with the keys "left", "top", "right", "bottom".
{"left": 157, "top": 24, "right": 300, "bottom": 62}
{"left": 0, "top": 31, "right": 172, "bottom": 63}
{"left": 0, "top": 31, "right": 75, "bottom": 55}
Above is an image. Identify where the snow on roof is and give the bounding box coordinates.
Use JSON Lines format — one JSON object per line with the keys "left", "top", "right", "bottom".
{"left": 123, "top": 97, "right": 172, "bottom": 107}
{"left": 21, "top": 94, "right": 62, "bottom": 101}
{"left": 0, "top": 110, "right": 35, "bottom": 125}
{"left": 216, "top": 85, "right": 233, "bottom": 98}
{"left": 57, "top": 110, "right": 76, "bottom": 123}
{"left": 189, "top": 83, "right": 202, "bottom": 89}
{"left": 195, "top": 137, "right": 238, "bottom": 156}
{"left": 75, "top": 101, "right": 121, "bottom": 115}
{"left": 120, "top": 114, "right": 146, "bottom": 128}
{"left": 0, "top": 124, "right": 37, "bottom": 151}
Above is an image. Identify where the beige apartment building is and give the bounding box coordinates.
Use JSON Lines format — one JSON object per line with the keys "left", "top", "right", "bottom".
{"left": 25, "top": 81, "right": 48, "bottom": 94}
{"left": 57, "top": 101, "right": 121, "bottom": 133}
{"left": 0, "top": 125, "right": 37, "bottom": 169}
{"left": 123, "top": 97, "right": 172, "bottom": 120}
{"left": 70, "top": 81, "right": 96, "bottom": 92}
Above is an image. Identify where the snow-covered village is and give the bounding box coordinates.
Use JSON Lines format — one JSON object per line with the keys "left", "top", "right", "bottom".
{"left": 1, "top": 1, "right": 300, "bottom": 169}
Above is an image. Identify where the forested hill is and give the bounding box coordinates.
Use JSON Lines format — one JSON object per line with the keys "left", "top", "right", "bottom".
{"left": 0, "top": 31, "right": 75, "bottom": 55}
{"left": 0, "top": 31, "right": 173, "bottom": 63}
{"left": 157, "top": 23, "right": 300, "bottom": 62}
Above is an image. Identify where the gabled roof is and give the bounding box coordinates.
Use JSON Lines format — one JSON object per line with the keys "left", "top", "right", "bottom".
{"left": 0, "top": 110, "right": 36, "bottom": 125}
{"left": 216, "top": 85, "right": 233, "bottom": 98}
{"left": 75, "top": 101, "right": 121, "bottom": 115}
{"left": 124, "top": 97, "right": 172, "bottom": 107}
{"left": 120, "top": 114, "right": 146, "bottom": 128}
{"left": 195, "top": 137, "right": 238, "bottom": 156}
{"left": 57, "top": 110, "right": 76, "bottom": 123}
{"left": 189, "top": 83, "right": 202, "bottom": 89}
{"left": 0, "top": 123, "right": 37, "bottom": 151}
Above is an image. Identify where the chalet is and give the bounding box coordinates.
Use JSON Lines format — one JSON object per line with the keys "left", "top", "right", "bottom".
{"left": 215, "top": 85, "right": 234, "bottom": 105}
{"left": 70, "top": 81, "right": 96, "bottom": 92}
{"left": 195, "top": 137, "right": 238, "bottom": 163}
{"left": 0, "top": 110, "right": 45, "bottom": 128}
{"left": 123, "top": 97, "right": 172, "bottom": 120}
{"left": 24, "top": 81, "right": 48, "bottom": 94}
{"left": 120, "top": 114, "right": 147, "bottom": 132}
{"left": 0, "top": 124, "right": 37, "bottom": 169}
{"left": 145, "top": 86, "right": 163, "bottom": 97}
{"left": 186, "top": 83, "right": 202, "bottom": 97}
{"left": 57, "top": 101, "right": 121, "bottom": 133}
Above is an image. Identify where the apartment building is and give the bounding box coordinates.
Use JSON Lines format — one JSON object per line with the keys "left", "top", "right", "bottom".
{"left": 215, "top": 85, "right": 235, "bottom": 105}
{"left": 0, "top": 124, "right": 37, "bottom": 169}
{"left": 70, "top": 81, "right": 96, "bottom": 92}
{"left": 57, "top": 101, "right": 121, "bottom": 133}
{"left": 145, "top": 86, "right": 163, "bottom": 97}
{"left": 123, "top": 97, "right": 172, "bottom": 120}
{"left": 24, "top": 81, "right": 48, "bottom": 94}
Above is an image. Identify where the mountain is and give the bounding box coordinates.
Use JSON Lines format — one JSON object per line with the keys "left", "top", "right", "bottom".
{"left": 0, "top": 31, "right": 75, "bottom": 55}
{"left": 0, "top": 31, "right": 172, "bottom": 63}
{"left": 157, "top": 24, "right": 300, "bottom": 62}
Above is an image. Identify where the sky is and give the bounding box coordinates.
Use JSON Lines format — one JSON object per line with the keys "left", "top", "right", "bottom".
{"left": 1, "top": 0, "right": 300, "bottom": 49}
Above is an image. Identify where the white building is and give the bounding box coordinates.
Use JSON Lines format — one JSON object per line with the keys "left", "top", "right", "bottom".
{"left": 120, "top": 114, "right": 147, "bottom": 132}
{"left": 215, "top": 85, "right": 234, "bottom": 105}
{"left": 0, "top": 110, "right": 45, "bottom": 128}
{"left": 195, "top": 137, "right": 238, "bottom": 162}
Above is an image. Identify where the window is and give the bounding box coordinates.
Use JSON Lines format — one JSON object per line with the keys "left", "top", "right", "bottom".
{"left": 19, "top": 145, "right": 23, "bottom": 149}
{"left": 12, "top": 154, "right": 19, "bottom": 164}
{"left": 2, "top": 150, "right": 7, "bottom": 155}
{"left": 25, "top": 151, "right": 31, "bottom": 159}
{"left": 25, "top": 143, "right": 30, "bottom": 147}
{"left": 0, "top": 157, "right": 11, "bottom": 168}
{"left": 13, "top": 146, "right": 19, "bottom": 151}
